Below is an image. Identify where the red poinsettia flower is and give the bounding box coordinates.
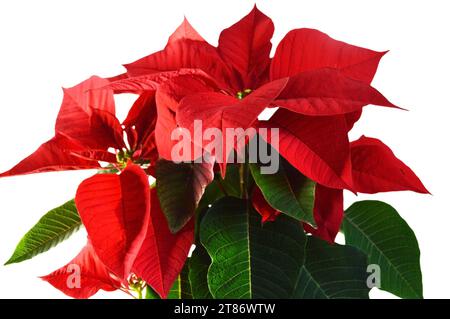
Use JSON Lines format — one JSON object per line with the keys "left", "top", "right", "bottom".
{"left": 101, "top": 6, "right": 428, "bottom": 243}
{"left": 1, "top": 5, "right": 429, "bottom": 300}
{"left": 0, "top": 76, "right": 195, "bottom": 298}
{"left": 107, "top": 5, "right": 397, "bottom": 180}
{"left": 41, "top": 163, "right": 193, "bottom": 299}
{"left": 0, "top": 76, "right": 157, "bottom": 177}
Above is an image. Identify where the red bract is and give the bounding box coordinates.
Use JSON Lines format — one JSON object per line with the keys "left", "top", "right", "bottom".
{"left": 124, "top": 19, "right": 237, "bottom": 91}
{"left": 347, "top": 136, "right": 429, "bottom": 194}
{"left": 258, "top": 109, "right": 352, "bottom": 190}
{"left": 0, "top": 135, "right": 99, "bottom": 177}
{"left": 132, "top": 190, "right": 194, "bottom": 299}
{"left": 41, "top": 242, "right": 122, "bottom": 299}
{"left": 270, "top": 28, "right": 386, "bottom": 82}
{"left": 305, "top": 136, "right": 429, "bottom": 242}
{"left": 0, "top": 76, "right": 119, "bottom": 177}
{"left": 75, "top": 162, "right": 151, "bottom": 280}
{"left": 303, "top": 185, "right": 344, "bottom": 243}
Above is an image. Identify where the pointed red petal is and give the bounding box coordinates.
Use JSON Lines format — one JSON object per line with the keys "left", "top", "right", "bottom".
{"left": 304, "top": 185, "right": 343, "bottom": 243}
{"left": 259, "top": 109, "right": 352, "bottom": 190}
{"left": 168, "top": 17, "right": 205, "bottom": 43}
{"left": 123, "top": 91, "right": 156, "bottom": 131}
{"left": 218, "top": 5, "right": 274, "bottom": 88}
{"left": 275, "top": 68, "right": 398, "bottom": 116}
{"left": 154, "top": 101, "right": 179, "bottom": 161}
{"left": 271, "top": 28, "right": 386, "bottom": 83}
{"left": 75, "top": 163, "right": 151, "bottom": 280}
{"left": 252, "top": 187, "right": 281, "bottom": 223}
{"left": 41, "top": 242, "right": 121, "bottom": 299}
{"left": 156, "top": 71, "right": 220, "bottom": 111}
{"left": 139, "top": 131, "right": 159, "bottom": 163}
{"left": 123, "top": 90, "right": 157, "bottom": 151}
{"left": 349, "top": 136, "right": 429, "bottom": 194}
{"left": 106, "top": 69, "right": 217, "bottom": 94}
{"left": 124, "top": 20, "right": 237, "bottom": 91}
{"left": 133, "top": 190, "right": 195, "bottom": 299}
{"left": 56, "top": 76, "right": 124, "bottom": 150}
{"left": 0, "top": 135, "right": 100, "bottom": 178}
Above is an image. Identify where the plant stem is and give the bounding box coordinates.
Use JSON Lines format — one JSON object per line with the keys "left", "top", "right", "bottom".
{"left": 240, "top": 147, "right": 250, "bottom": 200}
{"left": 239, "top": 163, "right": 245, "bottom": 198}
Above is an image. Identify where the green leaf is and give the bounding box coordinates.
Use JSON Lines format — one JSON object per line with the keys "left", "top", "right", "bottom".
{"left": 342, "top": 200, "right": 423, "bottom": 299}
{"left": 200, "top": 196, "right": 306, "bottom": 298}
{"left": 250, "top": 158, "right": 315, "bottom": 224}
{"left": 197, "top": 164, "right": 241, "bottom": 215}
{"left": 294, "top": 237, "right": 369, "bottom": 299}
{"left": 216, "top": 164, "right": 241, "bottom": 197}
{"left": 145, "top": 263, "right": 192, "bottom": 299}
{"left": 284, "top": 161, "right": 316, "bottom": 220}
{"left": 200, "top": 197, "right": 369, "bottom": 299}
{"left": 189, "top": 244, "right": 213, "bottom": 299}
{"left": 5, "top": 200, "right": 82, "bottom": 265}
{"left": 156, "top": 159, "right": 213, "bottom": 233}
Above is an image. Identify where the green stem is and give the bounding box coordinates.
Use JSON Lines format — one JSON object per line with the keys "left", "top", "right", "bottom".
{"left": 240, "top": 147, "right": 250, "bottom": 200}
{"left": 239, "top": 164, "right": 244, "bottom": 198}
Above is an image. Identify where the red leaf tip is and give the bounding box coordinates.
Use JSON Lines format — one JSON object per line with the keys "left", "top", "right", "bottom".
{"left": 169, "top": 17, "right": 204, "bottom": 43}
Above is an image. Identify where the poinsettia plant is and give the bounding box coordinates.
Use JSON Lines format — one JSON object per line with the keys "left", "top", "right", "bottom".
{"left": 2, "top": 6, "right": 428, "bottom": 299}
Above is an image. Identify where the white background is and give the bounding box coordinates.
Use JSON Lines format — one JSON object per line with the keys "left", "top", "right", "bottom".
{"left": 0, "top": 0, "right": 448, "bottom": 299}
